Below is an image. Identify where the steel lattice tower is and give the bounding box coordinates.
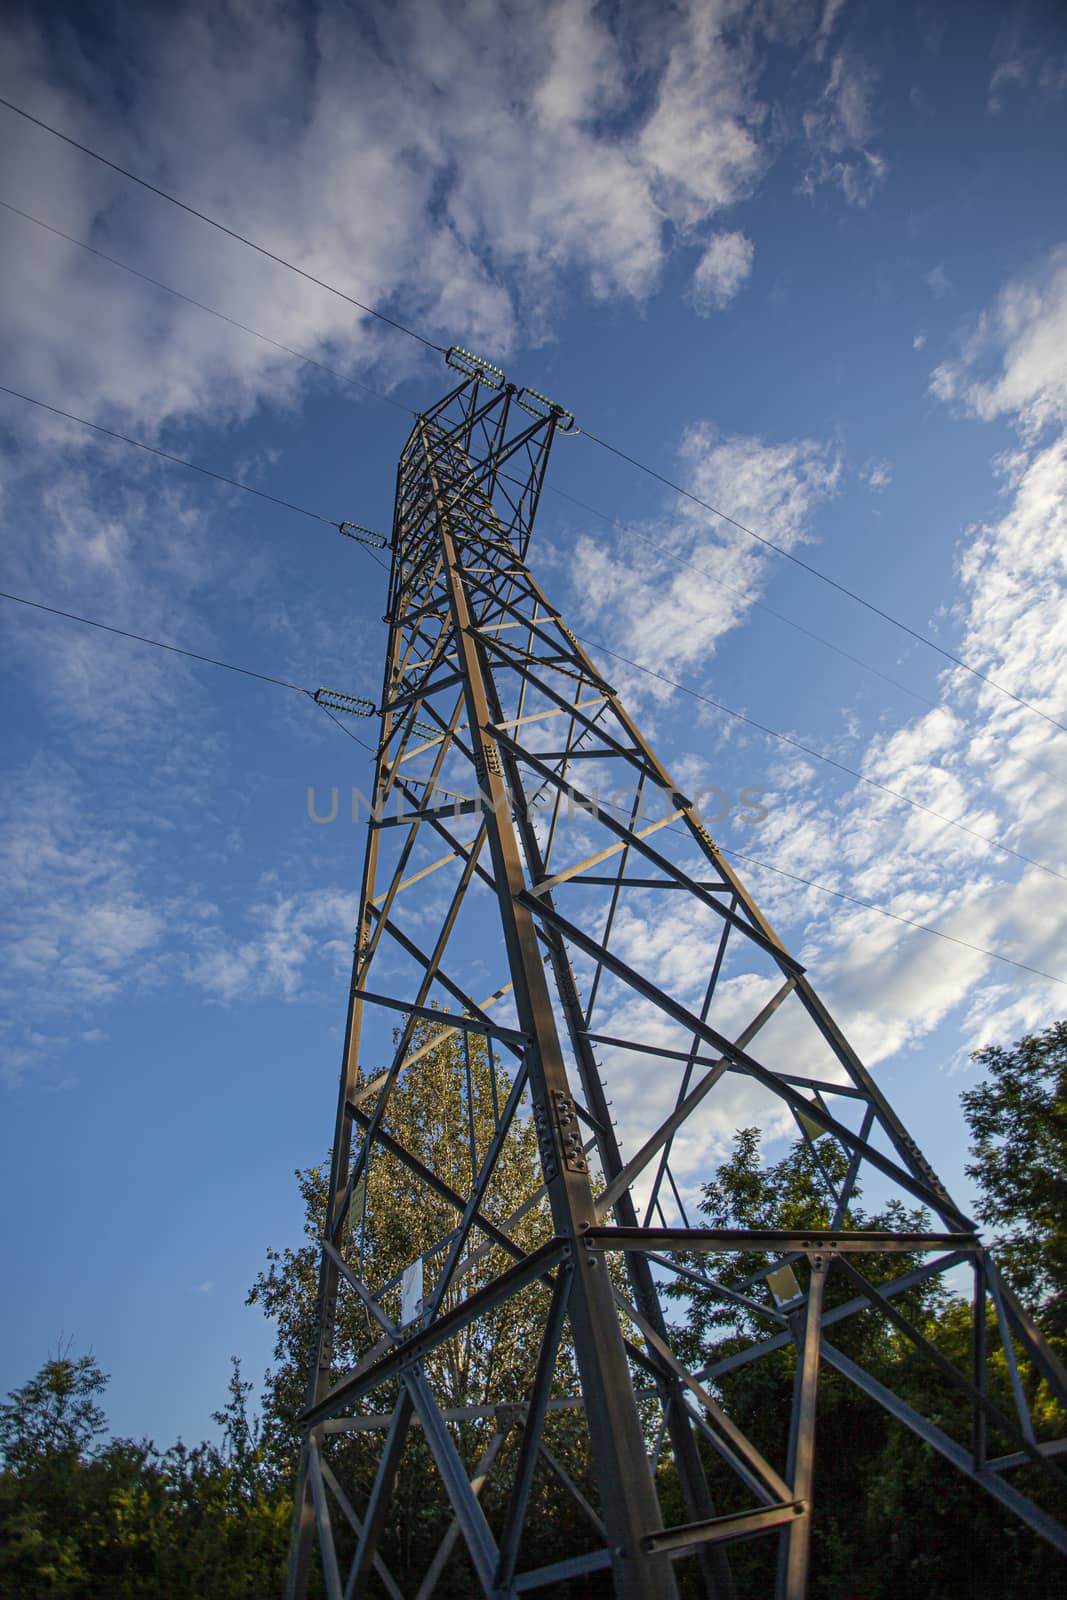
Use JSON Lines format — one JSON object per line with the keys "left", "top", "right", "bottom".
{"left": 286, "top": 370, "right": 1067, "bottom": 1599}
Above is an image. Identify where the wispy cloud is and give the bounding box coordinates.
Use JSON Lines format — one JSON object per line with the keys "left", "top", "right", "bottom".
{"left": 930, "top": 243, "right": 1067, "bottom": 440}
{"left": 690, "top": 231, "right": 755, "bottom": 313}
{"left": 567, "top": 426, "right": 840, "bottom": 702}
{"left": 799, "top": 44, "right": 888, "bottom": 207}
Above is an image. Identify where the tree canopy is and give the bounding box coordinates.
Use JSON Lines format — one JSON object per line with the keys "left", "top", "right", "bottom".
{"left": 962, "top": 1018, "right": 1067, "bottom": 1337}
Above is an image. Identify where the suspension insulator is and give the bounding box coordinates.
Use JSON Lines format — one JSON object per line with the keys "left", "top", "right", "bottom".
{"left": 314, "top": 687, "right": 376, "bottom": 717}
{"left": 445, "top": 346, "right": 505, "bottom": 390}
{"left": 339, "top": 522, "right": 387, "bottom": 549}
{"left": 516, "top": 386, "right": 575, "bottom": 431}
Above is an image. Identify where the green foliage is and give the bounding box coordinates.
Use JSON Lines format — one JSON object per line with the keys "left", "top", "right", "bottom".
{"left": 4, "top": 1017, "right": 1064, "bottom": 1596}
{"left": 668, "top": 1121, "right": 1066, "bottom": 1599}
{"left": 0, "top": 1355, "right": 289, "bottom": 1599}
{"left": 248, "top": 1019, "right": 599, "bottom": 1591}
{"left": 0, "top": 1345, "right": 108, "bottom": 1475}
{"left": 248, "top": 1018, "right": 554, "bottom": 1468}
{"left": 962, "top": 1018, "right": 1067, "bottom": 1336}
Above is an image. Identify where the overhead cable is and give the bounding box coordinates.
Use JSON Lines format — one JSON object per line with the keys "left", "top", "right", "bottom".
{"left": 0, "top": 197, "right": 417, "bottom": 418}
{"left": 7, "top": 88, "right": 1055, "bottom": 738}
{"left": 0, "top": 382, "right": 388, "bottom": 570}
{"left": 576, "top": 631, "right": 1067, "bottom": 884}
{"left": 0, "top": 94, "right": 445, "bottom": 354}
{"left": 0, "top": 587, "right": 378, "bottom": 752}
{"left": 718, "top": 841, "right": 1067, "bottom": 990}
{"left": 545, "top": 478, "right": 939, "bottom": 711}
{"left": 3, "top": 585, "right": 1061, "bottom": 986}
{"left": 579, "top": 426, "right": 1067, "bottom": 738}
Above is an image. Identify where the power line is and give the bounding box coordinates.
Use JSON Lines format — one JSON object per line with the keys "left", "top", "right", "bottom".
{"left": 315, "top": 699, "right": 377, "bottom": 753}
{"left": 1, "top": 586, "right": 378, "bottom": 756}
{"left": 545, "top": 477, "right": 939, "bottom": 712}
{"left": 0, "top": 588, "right": 312, "bottom": 693}
{"left": 6, "top": 90, "right": 1059, "bottom": 744}
{"left": 3, "top": 585, "right": 1061, "bottom": 987}
{"left": 0, "top": 382, "right": 335, "bottom": 523}
{"left": 718, "top": 841, "right": 1067, "bottom": 990}
{"left": 0, "top": 197, "right": 416, "bottom": 419}
{"left": 579, "top": 425, "right": 1067, "bottom": 739}
{"left": 0, "top": 381, "right": 388, "bottom": 571}
{"left": 8, "top": 87, "right": 1057, "bottom": 746}
{"left": 0, "top": 95, "right": 444, "bottom": 355}
{"left": 576, "top": 631, "right": 1067, "bottom": 884}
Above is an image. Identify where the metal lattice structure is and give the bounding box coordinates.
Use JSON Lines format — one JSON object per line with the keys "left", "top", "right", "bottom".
{"left": 286, "top": 374, "right": 1067, "bottom": 1599}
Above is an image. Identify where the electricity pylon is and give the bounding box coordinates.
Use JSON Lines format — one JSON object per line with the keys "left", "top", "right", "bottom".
{"left": 286, "top": 366, "right": 1067, "bottom": 1599}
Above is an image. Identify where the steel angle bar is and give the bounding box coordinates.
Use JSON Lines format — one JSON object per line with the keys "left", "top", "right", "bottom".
{"left": 986, "top": 1439, "right": 1067, "bottom": 1473}
{"left": 828, "top": 1103, "right": 876, "bottom": 1231}
{"left": 507, "top": 768, "right": 799, "bottom": 971}
{"left": 985, "top": 1260, "right": 1038, "bottom": 1444}
{"left": 446, "top": 1135, "right": 596, "bottom": 1291}
{"left": 347, "top": 1104, "right": 531, "bottom": 1264}
{"left": 303, "top": 1240, "right": 567, "bottom": 1427}
{"left": 820, "top": 1341, "right": 1067, "bottom": 1557}
{"left": 493, "top": 693, "right": 608, "bottom": 733}
{"left": 832, "top": 1255, "right": 1064, "bottom": 1490}
{"left": 319, "top": 1460, "right": 406, "bottom": 1600}
{"left": 322, "top": 1241, "right": 395, "bottom": 1339}
{"left": 530, "top": 808, "right": 685, "bottom": 898}
{"left": 588, "top": 1228, "right": 978, "bottom": 1255}
{"left": 415, "top": 1429, "right": 509, "bottom": 1600}
{"left": 362, "top": 911, "right": 523, "bottom": 1060}
{"left": 423, "top": 1059, "right": 533, "bottom": 1319}
{"left": 644, "top": 1251, "right": 788, "bottom": 1329}
{"left": 385, "top": 669, "right": 465, "bottom": 716}
{"left": 406, "top": 1367, "right": 500, "bottom": 1593}
{"left": 377, "top": 798, "right": 481, "bottom": 827}
{"left": 323, "top": 1393, "right": 596, "bottom": 1431}
{"left": 777, "top": 1258, "right": 827, "bottom": 1600}
{"left": 512, "top": 1548, "right": 615, "bottom": 1592}
{"left": 610, "top": 1285, "right": 791, "bottom": 1506}
{"left": 990, "top": 1262, "right": 1067, "bottom": 1408}
{"left": 699, "top": 1251, "right": 973, "bottom": 1382}
{"left": 528, "top": 895, "right": 969, "bottom": 1226}
{"left": 495, "top": 1270, "right": 574, "bottom": 1588}
{"left": 342, "top": 1392, "right": 415, "bottom": 1600}
{"left": 595, "top": 978, "right": 796, "bottom": 1221}
{"left": 343, "top": 830, "right": 493, "bottom": 1211}
{"left": 645, "top": 1502, "right": 807, "bottom": 1557}
{"left": 534, "top": 1437, "right": 608, "bottom": 1539}
{"left": 582, "top": 1032, "right": 866, "bottom": 1100}
{"left": 307, "top": 1435, "right": 344, "bottom": 1600}
{"left": 348, "top": 987, "right": 526, "bottom": 1045}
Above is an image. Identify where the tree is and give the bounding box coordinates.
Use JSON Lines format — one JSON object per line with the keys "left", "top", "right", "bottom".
{"left": 249, "top": 1017, "right": 554, "bottom": 1461}
{"left": 0, "top": 1349, "right": 290, "bottom": 1600}
{"left": 666, "top": 1125, "right": 1066, "bottom": 1599}
{"left": 962, "top": 1018, "right": 1067, "bottom": 1338}
{"left": 249, "top": 1018, "right": 597, "bottom": 1591}
{"left": 0, "top": 1346, "right": 108, "bottom": 1476}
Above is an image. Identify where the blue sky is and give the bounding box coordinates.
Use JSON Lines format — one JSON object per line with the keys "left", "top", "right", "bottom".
{"left": 2, "top": 0, "right": 1067, "bottom": 1449}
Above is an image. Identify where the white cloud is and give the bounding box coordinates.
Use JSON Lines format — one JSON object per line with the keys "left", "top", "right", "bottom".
{"left": 567, "top": 426, "right": 840, "bottom": 703}
{"left": 930, "top": 244, "right": 1067, "bottom": 440}
{"left": 859, "top": 457, "right": 892, "bottom": 492}
{"left": 741, "top": 430, "right": 1067, "bottom": 1068}
{"left": 924, "top": 263, "right": 952, "bottom": 299}
{"left": 0, "top": 0, "right": 794, "bottom": 449}
{"left": 0, "top": 755, "right": 166, "bottom": 1081}
{"left": 800, "top": 46, "right": 888, "bottom": 207}
{"left": 638, "top": 1, "right": 765, "bottom": 231}
{"left": 690, "top": 231, "right": 755, "bottom": 313}
{"left": 186, "top": 887, "right": 357, "bottom": 1003}
{"left": 913, "top": 331, "right": 927, "bottom": 351}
